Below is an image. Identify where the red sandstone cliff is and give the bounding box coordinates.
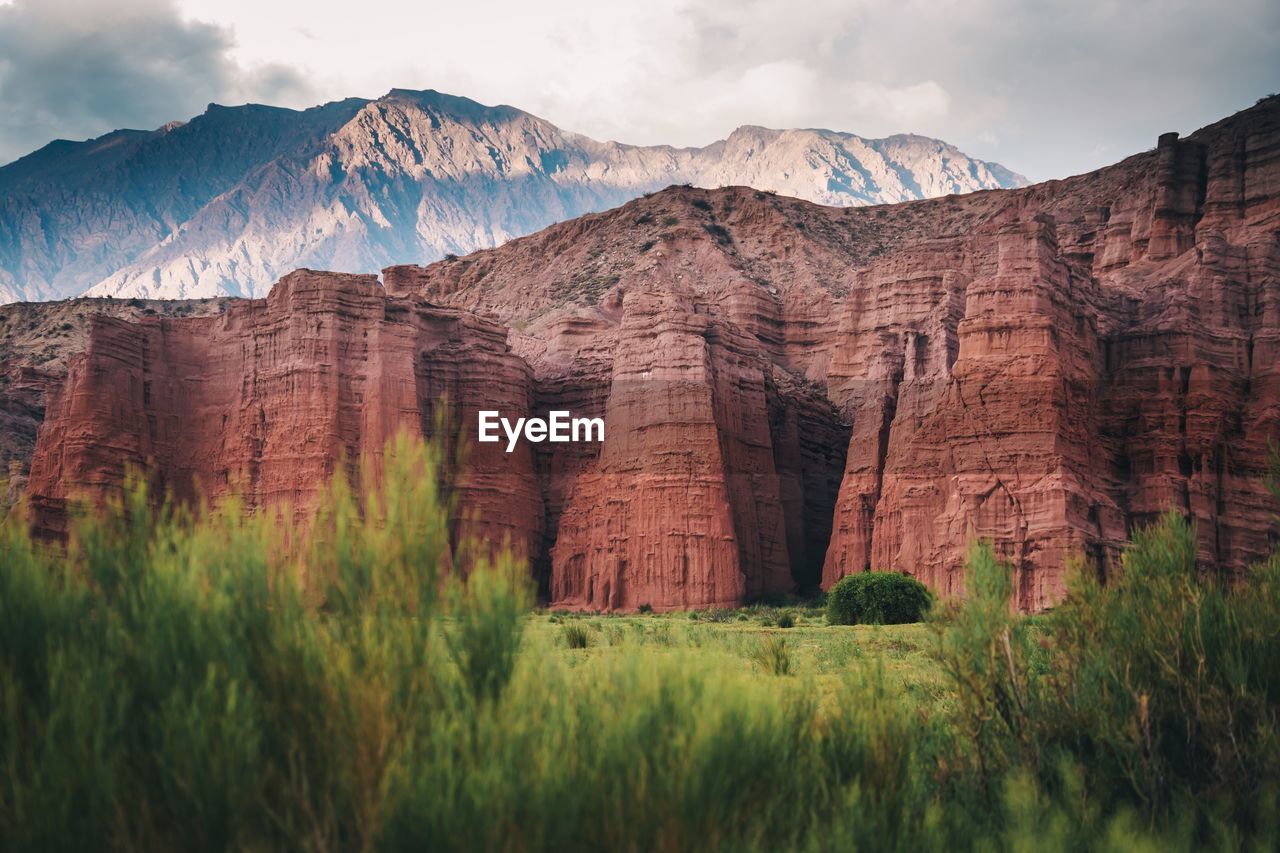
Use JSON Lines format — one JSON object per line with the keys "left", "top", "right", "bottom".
{"left": 25, "top": 273, "right": 543, "bottom": 562}
{"left": 15, "top": 97, "right": 1280, "bottom": 610}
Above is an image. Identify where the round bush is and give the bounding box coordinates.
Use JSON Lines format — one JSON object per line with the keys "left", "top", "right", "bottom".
{"left": 826, "top": 571, "right": 932, "bottom": 625}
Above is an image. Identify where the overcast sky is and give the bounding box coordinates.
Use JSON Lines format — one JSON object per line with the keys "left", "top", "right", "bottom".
{"left": 0, "top": 0, "right": 1276, "bottom": 181}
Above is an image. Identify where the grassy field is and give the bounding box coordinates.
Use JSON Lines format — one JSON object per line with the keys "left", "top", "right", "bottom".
{"left": 531, "top": 609, "right": 949, "bottom": 710}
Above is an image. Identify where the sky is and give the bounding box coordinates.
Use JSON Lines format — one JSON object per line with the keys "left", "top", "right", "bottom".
{"left": 0, "top": 0, "right": 1276, "bottom": 181}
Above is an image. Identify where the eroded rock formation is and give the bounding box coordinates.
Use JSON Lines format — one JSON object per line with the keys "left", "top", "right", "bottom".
{"left": 25, "top": 272, "right": 544, "bottom": 561}
{"left": 14, "top": 96, "right": 1280, "bottom": 610}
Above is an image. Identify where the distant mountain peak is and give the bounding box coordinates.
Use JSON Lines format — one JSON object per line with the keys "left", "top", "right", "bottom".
{"left": 0, "top": 90, "right": 1027, "bottom": 303}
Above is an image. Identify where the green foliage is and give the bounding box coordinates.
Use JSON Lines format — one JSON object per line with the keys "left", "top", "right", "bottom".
{"left": 446, "top": 555, "right": 533, "bottom": 705}
{"left": 1041, "top": 514, "right": 1280, "bottom": 828}
{"left": 776, "top": 611, "right": 795, "bottom": 629}
{"left": 2, "top": 437, "right": 1279, "bottom": 850}
{"left": 935, "top": 513, "right": 1280, "bottom": 840}
{"left": 0, "top": 432, "right": 464, "bottom": 850}
{"left": 932, "top": 541, "right": 1041, "bottom": 784}
{"left": 827, "top": 571, "right": 932, "bottom": 625}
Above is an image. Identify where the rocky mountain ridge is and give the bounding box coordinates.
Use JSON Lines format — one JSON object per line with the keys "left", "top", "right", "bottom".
{"left": 0, "top": 89, "right": 1024, "bottom": 303}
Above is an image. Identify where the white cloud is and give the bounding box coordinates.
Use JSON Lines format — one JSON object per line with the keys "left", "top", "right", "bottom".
{"left": 1, "top": 0, "right": 1276, "bottom": 179}
{"left": 0, "top": 0, "right": 310, "bottom": 163}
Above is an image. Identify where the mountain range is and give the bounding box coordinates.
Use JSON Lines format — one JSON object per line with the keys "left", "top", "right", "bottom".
{"left": 0, "top": 88, "right": 1025, "bottom": 303}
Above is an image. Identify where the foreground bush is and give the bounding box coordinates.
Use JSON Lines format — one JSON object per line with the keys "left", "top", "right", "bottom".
{"left": 0, "top": 437, "right": 1277, "bottom": 851}
{"left": 826, "top": 570, "right": 932, "bottom": 625}
{"left": 936, "top": 512, "right": 1280, "bottom": 843}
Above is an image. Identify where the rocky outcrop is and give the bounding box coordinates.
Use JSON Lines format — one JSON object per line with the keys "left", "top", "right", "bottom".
{"left": 546, "top": 288, "right": 842, "bottom": 610}
{"left": 389, "top": 96, "right": 1280, "bottom": 609}
{"left": 823, "top": 213, "right": 1115, "bottom": 608}
{"left": 0, "top": 296, "right": 227, "bottom": 508}
{"left": 15, "top": 97, "right": 1280, "bottom": 610}
{"left": 26, "top": 272, "right": 544, "bottom": 560}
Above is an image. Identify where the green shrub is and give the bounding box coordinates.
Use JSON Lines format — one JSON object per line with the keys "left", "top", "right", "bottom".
{"left": 1040, "top": 514, "right": 1280, "bottom": 825}
{"left": 776, "top": 611, "right": 795, "bottom": 629}
{"left": 827, "top": 572, "right": 932, "bottom": 625}
{"left": 0, "top": 431, "right": 459, "bottom": 850}
{"left": 602, "top": 624, "right": 625, "bottom": 646}
{"left": 561, "top": 623, "right": 591, "bottom": 649}
{"left": 937, "top": 513, "right": 1280, "bottom": 836}
{"left": 446, "top": 555, "right": 533, "bottom": 705}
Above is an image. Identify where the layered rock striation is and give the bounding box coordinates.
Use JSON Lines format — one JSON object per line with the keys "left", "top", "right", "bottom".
{"left": 25, "top": 272, "right": 544, "bottom": 560}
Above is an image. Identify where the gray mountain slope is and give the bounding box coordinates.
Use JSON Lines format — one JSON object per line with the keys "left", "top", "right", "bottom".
{"left": 0, "top": 89, "right": 1026, "bottom": 301}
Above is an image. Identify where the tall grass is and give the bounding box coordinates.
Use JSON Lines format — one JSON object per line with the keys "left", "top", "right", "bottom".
{"left": 0, "top": 432, "right": 1277, "bottom": 850}
{"left": 749, "top": 635, "right": 794, "bottom": 675}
